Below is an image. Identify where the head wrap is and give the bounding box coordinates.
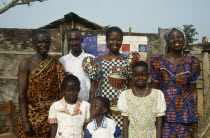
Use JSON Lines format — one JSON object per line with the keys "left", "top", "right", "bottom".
{"left": 164, "top": 27, "right": 186, "bottom": 43}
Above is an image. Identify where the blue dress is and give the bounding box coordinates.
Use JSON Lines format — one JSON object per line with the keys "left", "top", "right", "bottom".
{"left": 150, "top": 54, "right": 200, "bottom": 137}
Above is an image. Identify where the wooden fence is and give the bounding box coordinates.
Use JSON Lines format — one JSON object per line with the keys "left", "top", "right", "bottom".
{"left": 184, "top": 45, "right": 210, "bottom": 138}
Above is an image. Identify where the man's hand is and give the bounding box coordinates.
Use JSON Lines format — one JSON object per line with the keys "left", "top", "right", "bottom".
{"left": 23, "top": 121, "right": 35, "bottom": 136}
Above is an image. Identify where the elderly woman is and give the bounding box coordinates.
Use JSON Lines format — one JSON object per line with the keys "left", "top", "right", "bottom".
{"left": 82, "top": 26, "right": 141, "bottom": 129}
{"left": 150, "top": 28, "right": 200, "bottom": 137}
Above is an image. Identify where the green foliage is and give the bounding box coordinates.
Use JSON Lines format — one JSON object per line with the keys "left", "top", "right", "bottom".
{"left": 182, "top": 24, "right": 198, "bottom": 44}
{"left": 103, "top": 25, "right": 110, "bottom": 31}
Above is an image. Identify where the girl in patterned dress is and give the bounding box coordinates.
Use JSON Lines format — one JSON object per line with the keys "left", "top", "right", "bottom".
{"left": 150, "top": 28, "right": 200, "bottom": 138}
{"left": 48, "top": 74, "right": 90, "bottom": 138}
{"left": 82, "top": 26, "right": 141, "bottom": 130}
{"left": 118, "top": 61, "right": 166, "bottom": 138}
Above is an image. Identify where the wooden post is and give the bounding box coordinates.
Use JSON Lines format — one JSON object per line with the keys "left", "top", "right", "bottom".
{"left": 63, "top": 29, "right": 68, "bottom": 56}
{"left": 202, "top": 51, "right": 210, "bottom": 118}
{"left": 71, "top": 19, "right": 74, "bottom": 28}
{"left": 158, "top": 28, "right": 168, "bottom": 55}
{"left": 129, "top": 27, "right": 132, "bottom": 33}
{"left": 60, "top": 25, "right": 64, "bottom": 56}
{"left": 9, "top": 100, "right": 13, "bottom": 133}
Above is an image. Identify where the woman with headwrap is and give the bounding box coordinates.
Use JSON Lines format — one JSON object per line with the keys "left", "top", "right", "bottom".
{"left": 150, "top": 28, "right": 200, "bottom": 137}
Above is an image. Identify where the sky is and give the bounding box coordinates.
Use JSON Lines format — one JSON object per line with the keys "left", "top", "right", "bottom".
{"left": 0, "top": 0, "right": 210, "bottom": 43}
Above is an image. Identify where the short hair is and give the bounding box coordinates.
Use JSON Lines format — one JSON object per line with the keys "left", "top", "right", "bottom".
{"left": 32, "top": 29, "right": 51, "bottom": 42}
{"left": 67, "top": 28, "right": 81, "bottom": 35}
{"left": 132, "top": 61, "right": 149, "bottom": 70}
{"left": 94, "top": 96, "right": 110, "bottom": 113}
{"left": 61, "top": 74, "right": 80, "bottom": 89}
{"left": 105, "top": 26, "right": 123, "bottom": 39}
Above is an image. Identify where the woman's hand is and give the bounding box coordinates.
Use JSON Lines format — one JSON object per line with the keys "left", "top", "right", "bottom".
{"left": 123, "top": 116, "right": 129, "bottom": 138}
{"left": 190, "top": 122, "right": 198, "bottom": 134}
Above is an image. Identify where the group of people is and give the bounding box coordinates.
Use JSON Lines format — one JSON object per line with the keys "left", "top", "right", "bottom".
{"left": 17, "top": 26, "right": 200, "bottom": 138}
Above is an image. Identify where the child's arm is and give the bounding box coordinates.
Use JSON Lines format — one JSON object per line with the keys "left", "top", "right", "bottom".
{"left": 155, "top": 90, "right": 166, "bottom": 138}
{"left": 156, "top": 116, "right": 162, "bottom": 138}
{"left": 84, "top": 102, "right": 91, "bottom": 137}
{"left": 123, "top": 116, "right": 129, "bottom": 138}
{"left": 83, "top": 122, "right": 88, "bottom": 135}
{"left": 48, "top": 103, "right": 58, "bottom": 138}
{"left": 89, "top": 80, "right": 98, "bottom": 103}
{"left": 50, "top": 123, "right": 58, "bottom": 138}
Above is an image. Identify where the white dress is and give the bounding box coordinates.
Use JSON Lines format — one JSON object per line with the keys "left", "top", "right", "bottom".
{"left": 117, "top": 89, "right": 166, "bottom": 138}
{"left": 48, "top": 97, "right": 90, "bottom": 138}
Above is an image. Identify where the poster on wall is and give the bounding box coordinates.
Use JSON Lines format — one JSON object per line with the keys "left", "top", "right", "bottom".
{"left": 138, "top": 44, "right": 147, "bottom": 52}
{"left": 81, "top": 35, "right": 98, "bottom": 56}
{"left": 122, "top": 36, "right": 147, "bottom": 53}
{"left": 97, "top": 35, "right": 148, "bottom": 58}
{"left": 81, "top": 35, "right": 148, "bottom": 60}
{"left": 97, "top": 43, "right": 109, "bottom": 56}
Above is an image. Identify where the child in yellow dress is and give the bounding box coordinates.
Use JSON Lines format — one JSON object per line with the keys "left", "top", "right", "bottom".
{"left": 117, "top": 61, "right": 166, "bottom": 138}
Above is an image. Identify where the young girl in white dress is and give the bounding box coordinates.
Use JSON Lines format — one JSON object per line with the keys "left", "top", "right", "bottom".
{"left": 117, "top": 61, "right": 166, "bottom": 138}
{"left": 48, "top": 74, "right": 90, "bottom": 138}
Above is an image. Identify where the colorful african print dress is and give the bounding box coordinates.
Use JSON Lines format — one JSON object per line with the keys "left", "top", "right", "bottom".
{"left": 17, "top": 56, "right": 65, "bottom": 138}
{"left": 117, "top": 89, "right": 166, "bottom": 138}
{"left": 82, "top": 52, "right": 141, "bottom": 129}
{"left": 150, "top": 55, "right": 200, "bottom": 137}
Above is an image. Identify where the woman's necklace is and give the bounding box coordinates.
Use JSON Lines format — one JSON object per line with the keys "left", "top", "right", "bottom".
{"left": 133, "top": 86, "right": 148, "bottom": 97}
{"left": 170, "top": 54, "right": 184, "bottom": 64}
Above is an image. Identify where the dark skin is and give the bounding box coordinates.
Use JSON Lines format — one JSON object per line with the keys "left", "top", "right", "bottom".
{"left": 90, "top": 99, "right": 107, "bottom": 127}
{"left": 151, "top": 29, "right": 198, "bottom": 134}
{"left": 50, "top": 81, "right": 88, "bottom": 138}
{"left": 123, "top": 116, "right": 129, "bottom": 138}
{"left": 67, "top": 31, "right": 83, "bottom": 57}
{"left": 89, "top": 31, "right": 131, "bottom": 103}
{"left": 123, "top": 66, "right": 162, "bottom": 138}
{"left": 18, "top": 32, "right": 51, "bottom": 136}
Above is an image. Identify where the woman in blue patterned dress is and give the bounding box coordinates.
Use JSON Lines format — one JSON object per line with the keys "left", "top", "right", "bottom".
{"left": 82, "top": 26, "right": 141, "bottom": 129}
{"left": 150, "top": 28, "right": 200, "bottom": 138}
